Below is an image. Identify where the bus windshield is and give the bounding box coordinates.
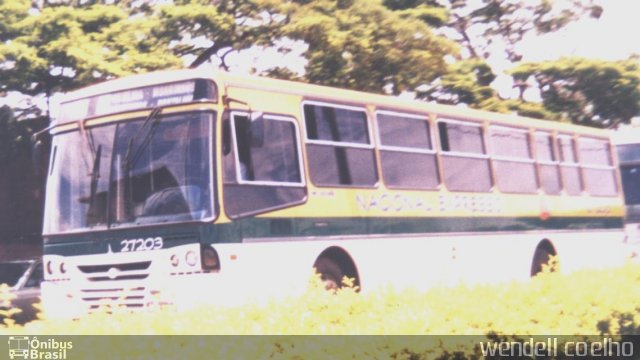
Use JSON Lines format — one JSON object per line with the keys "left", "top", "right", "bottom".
{"left": 44, "top": 112, "right": 213, "bottom": 234}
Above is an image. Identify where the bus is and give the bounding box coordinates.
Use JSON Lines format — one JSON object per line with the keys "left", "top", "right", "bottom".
{"left": 612, "top": 128, "right": 640, "bottom": 256}
{"left": 40, "top": 69, "right": 628, "bottom": 316}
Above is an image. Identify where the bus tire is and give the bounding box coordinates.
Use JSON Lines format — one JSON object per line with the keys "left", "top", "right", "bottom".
{"left": 313, "top": 257, "right": 344, "bottom": 291}
{"left": 530, "top": 243, "right": 556, "bottom": 277}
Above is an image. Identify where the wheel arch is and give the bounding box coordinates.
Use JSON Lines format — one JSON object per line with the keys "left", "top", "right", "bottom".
{"left": 314, "top": 246, "right": 361, "bottom": 290}
{"left": 530, "top": 238, "right": 558, "bottom": 276}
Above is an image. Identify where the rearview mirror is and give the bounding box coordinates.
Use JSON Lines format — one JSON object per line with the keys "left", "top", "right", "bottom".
{"left": 32, "top": 139, "right": 44, "bottom": 177}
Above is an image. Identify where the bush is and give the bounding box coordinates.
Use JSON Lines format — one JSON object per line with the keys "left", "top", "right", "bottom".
{"left": 2, "top": 263, "right": 640, "bottom": 358}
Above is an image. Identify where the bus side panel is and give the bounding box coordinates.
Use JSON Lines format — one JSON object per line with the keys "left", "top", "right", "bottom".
{"left": 206, "top": 228, "right": 628, "bottom": 304}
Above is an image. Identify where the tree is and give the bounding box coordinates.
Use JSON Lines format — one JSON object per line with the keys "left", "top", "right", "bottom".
{"left": 510, "top": 57, "right": 640, "bottom": 127}
{"left": 0, "top": 106, "right": 33, "bottom": 164}
{"left": 417, "top": 58, "right": 494, "bottom": 104}
{"left": 282, "top": 0, "right": 458, "bottom": 94}
{"left": 381, "top": 0, "right": 605, "bottom": 118}
{"left": 2, "top": 0, "right": 633, "bottom": 128}
{"left": 0, "top": 0, "right": 183, "bottom": 119}
{"left": 156, "top": 0, "right": 294, "bottom": 70}
{"left": 147, "top": 0, "right": 459, "bottom": 96}
{"left": 435, "top": 0, "right": 602, "bottom": 63}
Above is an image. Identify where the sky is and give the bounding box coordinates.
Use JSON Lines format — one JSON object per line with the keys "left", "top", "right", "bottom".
{"left": 517, "top": 1, "right": 640, "bottom": 62}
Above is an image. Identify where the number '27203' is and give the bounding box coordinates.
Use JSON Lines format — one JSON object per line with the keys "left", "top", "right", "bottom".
{"left": 120, "top": 237, "right": 163, "bottom": 252}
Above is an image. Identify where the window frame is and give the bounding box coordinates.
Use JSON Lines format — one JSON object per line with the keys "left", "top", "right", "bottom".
{"left": 534, "top": 130, "right": 562, "bottom": 195}
{"left": 229, "top": 111, "right": 306, "bottom": 188}
{"left": 557, "top": 133, "right": 584, "bottom": 195}
{"left": 301, "top": 100, "right": 379, "bottom": 188}
{"left": 44, "top": 110, "right": 218, "bottom": 235}
{"left": 375, "top": 109, "right": 440, "bottom": 190}
{"left": 534, "top": 131, "right": 560, "bottom": 166}
{"left": 488, "top": 125, "right": 537, "bottom": 194}
{"left": 375, "top": 110, "right": 436, "bottom": 154}
{"left": 577, "top": 136, "right": 614, "bottom": 169}
{"left": 437, "top": 118, "right": 490, "bottom": 160}
{"left": 557, "top": 134, "right": 579, "bottom": 166}
{"left": 578, "top": 136, "right": 618, "bottom": 196}
{"left": 437, "top": 117, "right": 493, "bottom": 193}
{"left": 488, "top": 125, "right": 534, "bottom": 163}
{"left": 302, "top": 100, "right": 375, "bottom": 149}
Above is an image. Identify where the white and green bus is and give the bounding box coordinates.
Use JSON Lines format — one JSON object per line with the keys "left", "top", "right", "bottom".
{"left": 40, "top": 69, "right": 628, "bottom": 316}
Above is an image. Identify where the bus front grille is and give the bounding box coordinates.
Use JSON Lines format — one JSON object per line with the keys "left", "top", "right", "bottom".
{"left": 80, "top": 286, "right": 155, "bottom": 309}
{"left": 75, "top": 261, "right": 155, "bottom": 309}
{"left": 77, "top": 261, "right": 151, "bottom": 282}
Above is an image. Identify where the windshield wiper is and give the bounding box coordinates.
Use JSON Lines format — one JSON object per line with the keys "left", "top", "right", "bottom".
{"left": 79, "top": 119, "right": 98, "bottom": 174}
{"left": 122, "top": 107, "right": 163, "bottom": 171}
{"left": 86, "top": 144, "right": 103, "bottom": 225}
{"left": 114, "top": 107, "right": 163, "bottom": 224}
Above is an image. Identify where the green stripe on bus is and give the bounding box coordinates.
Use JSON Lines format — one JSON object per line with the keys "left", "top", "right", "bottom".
{"left": 237, "top": 216, "right": 623, "bottom": 240}
{"left": 44, "top": 216, "right": 622, "bottom": 256}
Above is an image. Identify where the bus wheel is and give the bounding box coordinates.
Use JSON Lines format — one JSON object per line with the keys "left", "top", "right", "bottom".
{"left": 313, "top": 257, "right": 344, "bottom": 291}
{"left": 530, "top": 244, "right": 556, "bottom": 277}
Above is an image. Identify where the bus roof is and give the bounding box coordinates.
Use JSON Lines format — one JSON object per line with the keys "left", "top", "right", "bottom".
{"left": 55, "top": 68, "right": 612, "bottom": 137}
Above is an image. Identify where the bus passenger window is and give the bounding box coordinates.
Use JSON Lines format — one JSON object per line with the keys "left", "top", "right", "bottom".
{"left": 535, "top": 132, "right": 561, "bottom": 195}
{"left": 223, "top": 112, "right": 306, "bottom": 218}
{"left": 438, "top": 119, "right": 492, "bottom": 192}
{"left": 232, "top": 114, "right": 301, "bottom": 184}
{"left": 303, "top": 103, "right": 377, "bottom": 187}
{"left": 377, "top": 111, "right": 438, "bottom": 189}
{"left": 490, "top": 126, "right": 537, "bottom": 194}
{"left": 557, "top": 135, "right": 582, "bottom": 195}
{"left": 578, "top": 137, "right": 617, "bottom": 196}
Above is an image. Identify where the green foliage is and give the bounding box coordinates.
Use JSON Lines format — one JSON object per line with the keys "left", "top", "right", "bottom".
{"left": 157, "top": 0, "right": 293, "bottom": 69}
{"left": 0, "top": 284, "right": 20, "bottom": 326}
{"left": 0, "top": 106, "right": 35, "bottom": 164}
{"left": 511, "top": 57, "right": 640, "bottom": 127}
{"left": 440, "top": 0, "right": 602, "bottom": 62}
{"left": 391, "top": 0, "right": 612, "bottom": 122}
{"left": 284, "top": 0, "right": 458, "bottom": 94}
{"left": 382, "top": 0, "right": 449, "bottom": 27}
{"left": 0, "top": 0, "right": 633, "bottom": 128}
{"left": 1, "top": 263, "right": 639, "bottom": 334}
{"left": 0, "top": 0, "right": 182, "bottom": 117}
{"left": 2, "top": 264, "right": 640, "bottom": 358}
{"left": 419, "top": 59, "right": 496, "bottom": 105}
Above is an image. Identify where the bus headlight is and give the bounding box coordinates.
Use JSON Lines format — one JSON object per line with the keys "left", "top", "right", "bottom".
{"left": 185, "top": 251, "right": 198, "bottom": 267}
{"left": 201, "top": 246, "right": 220, "bottom": 271}
{"left": 46, "top": 260, "right": 53, "bottom": 275}
{"left": 170, "top": 254, "right": 180, "bottom": 267}
{"left": 60, "top": 262, "right": 67, "bottom": 274}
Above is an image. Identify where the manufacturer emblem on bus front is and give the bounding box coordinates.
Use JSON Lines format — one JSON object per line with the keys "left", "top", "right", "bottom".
{"left": 107, "top": 267, "right": 119, "bottom": 280}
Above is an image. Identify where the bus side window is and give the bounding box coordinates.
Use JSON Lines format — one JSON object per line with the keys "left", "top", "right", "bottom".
{"left": 221, "top": 115, "right": 237, "bottom": 183}
{"left": 557, "top": 135, "right": 582, "bottom": 195}
{"left": 377, "top": 111, "right": 439, "bottom": 190}
{"left": 303, "top": 102, "right": 377, "bottom": 187}
{"left": 438, "top": 119, "right": 492, "bottom": 192}
{"left": 489, "top": 126, "right": 537, "bottom": 194}
{"left": 578, "top": 137, "right": 617, "bottom": 196}
{"left": 535, "top": 131, "right": 562, "bottom": 195}
{"left": 223, "top": 112, "right": 306, "bottom": 218}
